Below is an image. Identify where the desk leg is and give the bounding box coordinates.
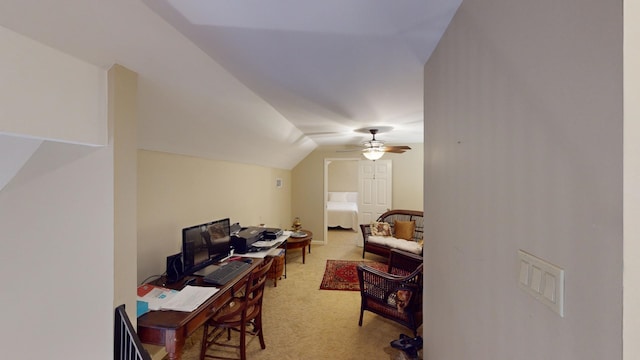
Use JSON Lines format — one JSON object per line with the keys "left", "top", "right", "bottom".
{"left": 165, "top": 330, "right": 184, "bottom": 360}
{"left": 301, "top": 247, "right": 306, "bottom": 264}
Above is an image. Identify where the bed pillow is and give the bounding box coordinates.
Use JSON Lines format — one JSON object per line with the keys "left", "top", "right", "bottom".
{"left": 329, "top": 192, "right": 348, "bottom": 202}
{"left": 371, "top": 221, "right": 392, "bottom": 236}
{"left": 394, "top": 220, "right": 415, "bottom": 240}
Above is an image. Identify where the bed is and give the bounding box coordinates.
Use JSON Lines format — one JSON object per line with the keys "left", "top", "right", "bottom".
{"left": 327, "top": 192, "right": 359, "bottom": 230}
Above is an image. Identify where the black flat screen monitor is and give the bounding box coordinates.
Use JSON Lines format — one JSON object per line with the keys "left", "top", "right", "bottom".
{"left": 181, "top": 218, "right": 231, "bottom": 275}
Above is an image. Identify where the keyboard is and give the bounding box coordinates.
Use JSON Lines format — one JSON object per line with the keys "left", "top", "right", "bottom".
{"left": 203, "top": 261, "right": 251, "bottom": 286}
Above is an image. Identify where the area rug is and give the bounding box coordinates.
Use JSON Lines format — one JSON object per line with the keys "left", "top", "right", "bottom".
{"left": 320, "top": 259, "right": 387, "bottom": 291}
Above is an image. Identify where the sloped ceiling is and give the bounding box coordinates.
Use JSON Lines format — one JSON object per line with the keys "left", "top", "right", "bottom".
{"left": 0, "top": 0, "right": 460, "bottom": 169}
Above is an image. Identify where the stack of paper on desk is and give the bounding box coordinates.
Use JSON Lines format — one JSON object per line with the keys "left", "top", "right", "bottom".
{"left": 159, "top": 285, "right": 220, "bottom": 312}
{"left": 137, "top": 284, "right": 179, "bottom": 311}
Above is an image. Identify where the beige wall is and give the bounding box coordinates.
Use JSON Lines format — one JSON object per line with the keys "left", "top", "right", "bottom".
{"left": 292, "top": 144, "right": 424, "bottom": 242}
{"left": 391, "top": 143, "right": 424, "bottom": 211}
{"left": 137, "top": 150, "right": 291, "bottom": 283}
{"left": 328, "top": 160, "right": 358, "bottom": 192}
{"left": 423, "top": 0, "right": 622, "bottom": 358}
{"left": 110, "top": 65, "right": 138, "bottom": 320}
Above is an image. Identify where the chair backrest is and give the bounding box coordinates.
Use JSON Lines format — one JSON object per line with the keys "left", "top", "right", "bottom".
{"left": 377, "top": 209, "right": 424, "bottom": 242}
{"left": 245, "top": 257, "right": 274, "bottom": 309}
{"left": 388, "top": 249, "right": 424, "bottom": 276}
{"left": 209, "top": 258, "right": 274, "bottom": 325}
{"left": 114, "top": 304, "right": 152, "bottom": 360}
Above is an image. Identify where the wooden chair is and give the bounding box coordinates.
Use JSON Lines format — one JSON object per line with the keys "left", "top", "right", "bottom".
{"left": 357, "top": 249, "right": 423, "bottom": 336}
{"left": 200, "top": 257, "right": 274, "bottom": 360}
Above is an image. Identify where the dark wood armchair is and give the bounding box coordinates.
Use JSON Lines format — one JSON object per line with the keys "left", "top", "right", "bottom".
{"left": 357, "top": 249, "right": 423, "bottom": 336}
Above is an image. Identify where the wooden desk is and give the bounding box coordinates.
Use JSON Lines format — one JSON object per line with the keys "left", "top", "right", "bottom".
{"left": 137, "top": 259, "right": 262, "bottom": 360}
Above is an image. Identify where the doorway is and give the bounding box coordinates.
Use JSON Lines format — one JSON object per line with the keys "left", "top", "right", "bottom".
{"left": 323, "top": 158, "right": 359, "bottom": 246}
{"left": 323, "top": 158, "right": 393, "bottom": 246}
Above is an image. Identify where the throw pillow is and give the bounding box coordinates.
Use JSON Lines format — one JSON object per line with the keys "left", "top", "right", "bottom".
{"left": 387, "top": 288, "right": 413, "bottom": 313}
{"left": 371, "top": 221, "right": 392, "bottom": 236}
{"left": 394, "top": 220, "right": 415, "bottom": 240}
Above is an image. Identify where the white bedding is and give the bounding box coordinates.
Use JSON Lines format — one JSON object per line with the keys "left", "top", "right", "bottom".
{"left": 327, "top": 192, "right": 359, "bottom": 230}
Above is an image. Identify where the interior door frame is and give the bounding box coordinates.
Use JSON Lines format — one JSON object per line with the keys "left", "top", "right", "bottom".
{"left": 323, "top": 157, "right": 361, "bottom": 245}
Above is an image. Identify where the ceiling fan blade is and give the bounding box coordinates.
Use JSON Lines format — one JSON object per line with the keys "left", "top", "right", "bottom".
{"left": 383, "top": 148, "right": 406, "bottom": 153}
{"left": 335, "top": 128, "right": 413, "bottom": 156}
{"left": 382, "top": 145, "right": 411, "bottom": 153}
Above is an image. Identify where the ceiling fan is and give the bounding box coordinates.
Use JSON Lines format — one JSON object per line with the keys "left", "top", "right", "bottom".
{"left": 341, "top": 127, "right": 412, "bottom": 160}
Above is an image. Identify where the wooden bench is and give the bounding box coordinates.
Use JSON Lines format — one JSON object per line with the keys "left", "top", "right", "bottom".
{"left": 360, "top": 209, "right": 424, "bottom": 259}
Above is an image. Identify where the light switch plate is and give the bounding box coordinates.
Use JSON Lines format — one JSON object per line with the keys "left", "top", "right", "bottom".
{"left": 518, "top": 250, "right": 564, "bottom": 317}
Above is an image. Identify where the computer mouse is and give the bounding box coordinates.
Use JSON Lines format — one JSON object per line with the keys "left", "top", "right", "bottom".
{"left": 243, "top": 258, "right": 252, "bottom": 263}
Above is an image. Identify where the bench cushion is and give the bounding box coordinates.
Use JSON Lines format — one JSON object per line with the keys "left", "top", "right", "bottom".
{"left": 368, "top": 235, "right": 423, "bottom": 254}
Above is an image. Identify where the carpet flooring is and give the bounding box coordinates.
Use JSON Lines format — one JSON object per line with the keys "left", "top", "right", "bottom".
{"left": 320, "top": 259, "right": 387, "bottom": 291}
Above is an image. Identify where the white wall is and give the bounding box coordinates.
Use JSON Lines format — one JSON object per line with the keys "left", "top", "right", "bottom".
{"left": 0, "top": 25, "right": 107, "bottom": 145}
{"left": 0, "top": 26, "right": 114, "bottom": 359}
{"left": 0, "top": 134, "right": 42, "bottom": 191}
{"left": 624, "top": 1, "right": 640, "bottom": 359}
{"left": 0, "top": 142, "right": 114, "bottom": 359}
{"left": 423, "top": 0, "right": 622, "bottom": 359}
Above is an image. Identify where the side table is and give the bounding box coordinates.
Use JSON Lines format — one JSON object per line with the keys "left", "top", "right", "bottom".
{"left": 286, "top": 229, "right": 313, "bottom": 264}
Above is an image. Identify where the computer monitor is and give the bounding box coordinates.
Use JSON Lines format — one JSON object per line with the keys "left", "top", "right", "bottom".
{"left": 181, "top": 218, "right": 231, "bottom": 275}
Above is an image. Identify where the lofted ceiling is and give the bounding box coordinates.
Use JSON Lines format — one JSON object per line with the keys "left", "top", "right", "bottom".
{"left": 0, "top": 0, "right": 461, "bottom": 169}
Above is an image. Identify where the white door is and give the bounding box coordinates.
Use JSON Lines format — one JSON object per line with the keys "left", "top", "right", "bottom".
{"left": 358, "top": 160, "right": 392, "bottom": 246}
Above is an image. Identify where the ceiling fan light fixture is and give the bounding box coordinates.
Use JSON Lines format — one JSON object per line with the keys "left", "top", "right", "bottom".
{"left": 363, "top": 140, "right": 384, "bottom": 149}
{"left": 363, "top": 148, "right": 384, "bottom": 160}
{"left": 336, "top": 127, "right": 410, "bottom": 158}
